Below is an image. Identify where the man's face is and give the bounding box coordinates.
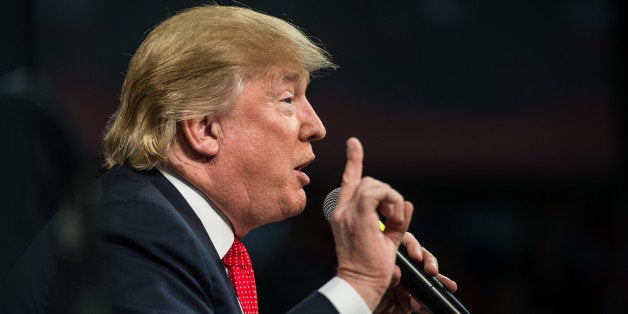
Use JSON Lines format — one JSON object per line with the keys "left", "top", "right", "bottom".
{"left": 209, "top": 68, "right": 326, "bottom": 235}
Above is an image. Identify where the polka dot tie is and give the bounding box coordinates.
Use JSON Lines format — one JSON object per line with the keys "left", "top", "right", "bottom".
{"left": 222, "top": 238, "right": 258, "bottom": 314}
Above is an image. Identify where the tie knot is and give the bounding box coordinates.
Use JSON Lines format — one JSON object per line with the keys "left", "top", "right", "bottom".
{"left": 222, "top": 238, "right": 252, "bottom": 268}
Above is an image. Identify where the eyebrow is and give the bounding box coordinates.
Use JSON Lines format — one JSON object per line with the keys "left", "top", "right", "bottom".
{"left": 281, "top": 71, "right": 306, "bottom": 84}
{"left": 279, "top": 71, "right": 310, "bottom": 86}
{"left": 263, "top": 68, "right": 309, "bottom": 96}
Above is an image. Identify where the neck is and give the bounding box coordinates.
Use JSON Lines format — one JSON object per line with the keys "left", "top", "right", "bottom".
{"left": 166, "top": 145, "right": 258, "bottom": 238}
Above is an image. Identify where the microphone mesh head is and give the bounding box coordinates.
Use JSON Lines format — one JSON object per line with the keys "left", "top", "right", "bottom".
{"left": 322, "top": 187, "right": 341, "bottom": 221}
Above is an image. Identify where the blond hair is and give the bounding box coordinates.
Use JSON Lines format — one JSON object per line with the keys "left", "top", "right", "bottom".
{"left": 103, "top": 5, "right": 335, "bottom": 169}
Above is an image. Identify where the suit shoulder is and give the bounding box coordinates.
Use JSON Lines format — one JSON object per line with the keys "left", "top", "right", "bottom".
{"left": 95, "top": 165, "right": 158, "bottom": 201}
{"left": 89, "top": 166, "right": 182, "bottom": 233}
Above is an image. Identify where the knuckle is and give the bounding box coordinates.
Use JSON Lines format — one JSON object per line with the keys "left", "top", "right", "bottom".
{"left": 406, "top": 232, "right": 416, "bottom": 241}
{"left": 361, "top": 176, "right": 376, "bottom": 185}
{"left": 329, "top": 212, "right": 343, "bottom": 227}
{"left": 341, "top": 173, "right": 353, "bottom": 184}
{"left": 361, "top": 188, "right": 378, "bottom": 199}
{"left": 405, "top": 201, "right": 414, "bottom": 210}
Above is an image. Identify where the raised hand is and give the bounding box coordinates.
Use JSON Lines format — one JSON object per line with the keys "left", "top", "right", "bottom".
{"left": 329, "top": 137, "right": 414, "bottom": 310}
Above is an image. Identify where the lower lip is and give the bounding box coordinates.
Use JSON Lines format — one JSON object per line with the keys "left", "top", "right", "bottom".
{"left": 295, "top": 169, "right": 310, "bottom": 185}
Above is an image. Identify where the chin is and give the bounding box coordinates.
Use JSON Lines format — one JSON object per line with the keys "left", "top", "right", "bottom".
{"left": 255, "top": 187, "right": 306, "bottom": 223}
{"left": 279, "top": 192, "right": 307, "bottom": 220}
{"left": 287, "top": 202, "right": 307, "bottom": 219}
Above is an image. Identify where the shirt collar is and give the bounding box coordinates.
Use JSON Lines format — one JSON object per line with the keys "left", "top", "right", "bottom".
{"left": 158, "top": 166, "right": 234, "bottom": 258}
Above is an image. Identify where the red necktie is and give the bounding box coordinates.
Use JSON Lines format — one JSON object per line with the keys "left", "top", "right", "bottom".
{"left": 222, "top": 238, "right": 258, "bottom": 314}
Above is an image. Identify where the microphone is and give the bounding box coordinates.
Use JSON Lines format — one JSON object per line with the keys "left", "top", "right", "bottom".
{"left": 323, "top": 188, "right": 471, "bottom": 314}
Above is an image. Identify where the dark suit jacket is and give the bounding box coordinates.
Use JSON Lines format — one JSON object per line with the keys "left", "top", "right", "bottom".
{"left": 1, "top": 165, "right": 338, "bottom": 313}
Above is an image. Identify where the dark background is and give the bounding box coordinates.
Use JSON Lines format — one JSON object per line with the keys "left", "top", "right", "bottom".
{"left": 1, "top": 0, "right": 626, "bottom": 313}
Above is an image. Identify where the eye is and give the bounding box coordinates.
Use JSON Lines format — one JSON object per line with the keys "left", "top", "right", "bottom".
{"left": 281, "top": 97, "right": 293, "bottom": 104}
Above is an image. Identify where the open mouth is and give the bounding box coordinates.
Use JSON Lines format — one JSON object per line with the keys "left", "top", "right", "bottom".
{"left": 294, "top": 157, "right": 314, "bottom": 185}
{"left": 294, "top": 158, "right": 313, "bottom": 172}
{"left": 294, "top": 163, "right": 309, "bottom": 172}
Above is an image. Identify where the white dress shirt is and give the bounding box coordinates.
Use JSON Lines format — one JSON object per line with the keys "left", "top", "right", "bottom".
{"left": 158, "top": 167, "right": 370, "bottom": 313}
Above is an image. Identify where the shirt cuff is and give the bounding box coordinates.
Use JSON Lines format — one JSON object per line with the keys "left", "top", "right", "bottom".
{"left": 318, "top": 276, "right": 371, "bottom": 314}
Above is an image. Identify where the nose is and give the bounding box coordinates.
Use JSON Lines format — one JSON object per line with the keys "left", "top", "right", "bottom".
{"left": 299, "top": 97, "right": 326, "bottom": 142}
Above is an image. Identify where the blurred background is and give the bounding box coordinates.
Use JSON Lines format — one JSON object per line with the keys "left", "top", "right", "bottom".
{"left": 1, "top": 0, "right": 625, "bottom": 313}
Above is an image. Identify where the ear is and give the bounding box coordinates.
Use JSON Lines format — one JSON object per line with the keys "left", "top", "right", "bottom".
{"left": 180, "top": 117, "right": 222, "bottom": 157}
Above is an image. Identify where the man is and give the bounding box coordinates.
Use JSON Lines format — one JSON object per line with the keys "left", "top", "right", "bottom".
{"left": 69, "top": 5, "right": 457, "bottom": 313}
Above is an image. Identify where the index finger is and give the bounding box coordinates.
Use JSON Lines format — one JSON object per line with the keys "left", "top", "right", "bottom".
{"left": 339, "top": 137, "right": 363, "bottom": 201}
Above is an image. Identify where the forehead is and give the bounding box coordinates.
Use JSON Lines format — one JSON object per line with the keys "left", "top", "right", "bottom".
{"left": 254, "top": 66, "right": 309, "bottom": 91}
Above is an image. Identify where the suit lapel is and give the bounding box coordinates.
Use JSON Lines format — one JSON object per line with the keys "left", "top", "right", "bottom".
{"left": 138, "top": 167, "right": 242, "bottom": 311}
{"left": 145, "top": 169, "right": 215, "bottom": 254}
